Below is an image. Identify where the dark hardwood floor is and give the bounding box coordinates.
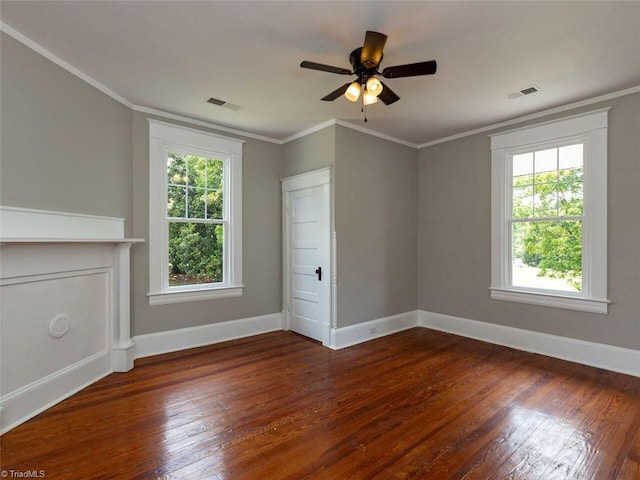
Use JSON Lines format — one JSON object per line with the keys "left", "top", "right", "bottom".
{"left": 2, "top": 328, "right": 639, "bottom": 479}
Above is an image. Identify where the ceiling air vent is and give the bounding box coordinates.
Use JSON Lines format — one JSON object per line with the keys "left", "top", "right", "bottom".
{"left": 207, "top": 97, "right": 241, "bottom": 111}
{"left": 508, "top": 85, "right": 541, "bottom": 100}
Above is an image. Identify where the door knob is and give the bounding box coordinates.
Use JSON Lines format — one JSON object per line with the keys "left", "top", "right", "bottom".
{"left": 315, "top": 266, "right": 322, "bottom": 281}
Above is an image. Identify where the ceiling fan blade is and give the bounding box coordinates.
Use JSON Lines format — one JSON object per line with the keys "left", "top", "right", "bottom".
{"left": 360, "top": 31, "right": 387, "bottom": 69}
{"left": 378, "top": 81, "right": 400, "bottom": 105}
{"left": 381, "top": 60, "right": 437, "bottom": 78}
{"left": 300, "top": 61, "right": 352, "bottom": 75}
{"left": 321, "top": 83, "right": 352, "bottom": 101}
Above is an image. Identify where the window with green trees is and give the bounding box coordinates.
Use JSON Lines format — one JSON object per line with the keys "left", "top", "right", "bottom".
{"left": 511, "top": 143, "right": 584, "bottom": 291}
{"left": 148, "top": 119, "right": 243, "bottom": 306}
{"left": 167, "top": 153, "right": 225, "bottom": 286}
{"left": 490, "top": 109, "right": 608, "bottom": 313}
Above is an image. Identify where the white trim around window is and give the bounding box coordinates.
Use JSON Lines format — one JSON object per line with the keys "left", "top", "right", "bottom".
{"left": 148, "top": 119, "right": 244, "bottom": 306}
{"left": 489, "top": 109, "right": 610, "bottom": 314}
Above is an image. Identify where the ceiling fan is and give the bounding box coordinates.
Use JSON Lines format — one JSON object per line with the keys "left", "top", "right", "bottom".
{"left": 300, "top": 31, "right": 437, "bottom": 109}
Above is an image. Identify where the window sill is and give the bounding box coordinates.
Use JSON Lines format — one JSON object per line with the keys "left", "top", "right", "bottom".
{"left": 489, "top": 287, "right": 609, "bottom": 314}
{"left": 148, "top": 285, "right": 244, "bottom": 306}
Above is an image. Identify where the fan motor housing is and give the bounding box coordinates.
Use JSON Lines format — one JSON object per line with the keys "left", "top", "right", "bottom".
{"left": 350, "top": 47, "right": 380, "bottom": 80}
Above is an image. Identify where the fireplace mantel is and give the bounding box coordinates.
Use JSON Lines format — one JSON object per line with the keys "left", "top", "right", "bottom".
{"left": 0, "top": 206, "right": 144, "bottom": 433}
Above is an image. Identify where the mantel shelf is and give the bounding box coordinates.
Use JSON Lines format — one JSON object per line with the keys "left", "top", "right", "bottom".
{"left": 0, "top": 238, "right": 145, "bottom": 245}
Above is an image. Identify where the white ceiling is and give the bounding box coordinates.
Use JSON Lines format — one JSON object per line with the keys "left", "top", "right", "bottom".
{"left": 2, "top": 1, "right": 639, "bottom": 145}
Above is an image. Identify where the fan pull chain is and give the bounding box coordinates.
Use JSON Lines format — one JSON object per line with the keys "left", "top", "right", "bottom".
{"left": 362, "top": 94, "right": 368, "bottom": 122}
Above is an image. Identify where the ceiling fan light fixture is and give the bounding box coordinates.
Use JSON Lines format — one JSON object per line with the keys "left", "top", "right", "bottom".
{"left": 345, "top": 82, "right": 361, "bottom": 102}
{"left": 363, "top": 90, "right": 378, "bottom": 105}
{"left": 300, "top": 30, "right": 437, "bottom": 118}
{"left": 366, "top": 77, "right": 383, "bottom": 97}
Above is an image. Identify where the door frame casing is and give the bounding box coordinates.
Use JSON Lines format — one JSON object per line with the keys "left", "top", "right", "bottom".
{"left": 281, "top": 167, "right": 333, "bottom": 346}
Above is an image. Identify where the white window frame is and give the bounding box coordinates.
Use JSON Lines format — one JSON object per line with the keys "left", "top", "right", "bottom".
{"left": 148, "top": 119, "right": 243, "bottom": 306}
{"left": 489, "top": 109, "right": 609, "bottom": 314}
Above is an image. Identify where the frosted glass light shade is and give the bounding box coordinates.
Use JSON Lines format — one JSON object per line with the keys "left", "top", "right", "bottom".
{"left": 366, "top": 77, "right": 383, "bottom": 97}
{"left": 345, "top": 82, "right": 361, "bottom": 102}
{"left": 363, "top": 91, "right": 378, "bottom": 105}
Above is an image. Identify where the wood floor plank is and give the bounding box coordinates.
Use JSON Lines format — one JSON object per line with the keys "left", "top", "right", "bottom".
{"left": 426, "top": 361, "right": 605, "bottom": 479}
{"left": 539, "top": 375, "right": 639, "bottom": 480}
{"left": 1, "top": 328, "right": 639, "bottom": 480}
{"left": 486, "top": 371, "right": 606, "bottom": 479}
{"left": 617, "top": 425, "right": 640, "bottom": 480}
{"left": 384, "top": 357, "right": 590, "bottom": 479}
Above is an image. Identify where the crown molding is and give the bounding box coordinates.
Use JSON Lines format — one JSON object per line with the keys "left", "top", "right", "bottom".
{"left": 334, "top": 120, "right": 418, "bottom": 149}
{"left": 281, "top": 119, "right": 418, "bottom": 149}
{"left": 1, "top": 22, "right": 282, "bottom": 145}
{"left": 5, "top": 22, "right": 638, "bottom": 151}
{"left": 133, "top": 106, "right": 281, "bottom": 144}
{"left": 281, "top": 119, "right": 337, "bottom": 144}
{"left": 1, "top": 22, "right": 133, "bottom": 109}
{"left": 418, "top": 85, "right": 640, "bottom": 149}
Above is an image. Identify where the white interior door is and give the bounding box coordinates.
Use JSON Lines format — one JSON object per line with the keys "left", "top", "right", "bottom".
{"left": 282, "top": 168, "right": 331, "bottom": 344}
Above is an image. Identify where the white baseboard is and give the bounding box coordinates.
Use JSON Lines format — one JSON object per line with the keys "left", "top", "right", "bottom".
{"left": 0, "top": 352, "right": 111, "bottom": 435}
{"left": 134, "top": 312, "right": 285, "bottom": 359}
{"left": 326, "top": 309, "right": 639, "bottom": 377}
{"left": 4, "top": 308, "right": 636, "bottom": 435}
{"left": 329, "top": 311, "right": 419, "bottom": 349}
{"left": 112, "top": 341, "right": 136, "bottom": 372}
{"left": 419, "top": 310, "right": 640, "bottom": 378}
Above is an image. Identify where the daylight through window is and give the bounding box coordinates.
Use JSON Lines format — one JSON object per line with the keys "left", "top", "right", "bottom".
{"left": 167, "top": 153, "right": 225, "bottom": 286}
{"left": 490, "top": 109, "right": 609, "bottom": 314}
{"left": 511, "top": 143, "right": 584, "bottom": 292}
{"left": 148, "top": 119, "right": 243, "bottom": 306}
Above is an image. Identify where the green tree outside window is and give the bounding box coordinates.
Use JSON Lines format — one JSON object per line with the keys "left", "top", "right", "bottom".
{"left": 166, "top": 153, "right": 224, "bottom": 286}
{"left": 511, "top": 145, "right": 584, "bottom": 290}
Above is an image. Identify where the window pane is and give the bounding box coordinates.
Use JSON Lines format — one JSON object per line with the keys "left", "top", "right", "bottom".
{"left": 207, "top": 190, "right": 223, "bottom": 219}
{"left": 558, "top": 168, "right": 583, "bottom": 216}
{"left": 168, "top": 222, "right": 224, "bottom": 286}
{"left": 167, "top": 185, "right": 186, "bottom": 218}
{"left": 512, "top": 185, "right": 533, "bottom": 218}
{"left": 187, "top": 186, "right": 206, "bottom": 219}
{"left": 534, "top": 182, "right": 558, "bottom": 217}
{"left": 534, "top": 148, "right": 558, "bottom": 175}
{"left": 513, "top": 152, "right": 534, "bottom": 184}
{"left": 207, "top": 159, "right": 224, "bottom": 191}
{"left": 512, "top": 220, "right": 582, "bottom": 292}
{"left": 167, "top": 153, "right": 226, "bottom": 220}
{"left": 558, "top": 144, "right": 583, "bottom": 216}
{"left": 186, "top": 155, "right": 206, "bottom": 187}
{"left": 559, "top": 144, "right": 583, "bottom": 170}
{"left": 167, "top": 153, "right": 186, "bottom": 186}
{"left": 206, "top": 159, "right": 224, "bottom": 218}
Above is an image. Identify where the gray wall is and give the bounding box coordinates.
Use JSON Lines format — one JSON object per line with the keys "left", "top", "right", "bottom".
{"left": 1, "top": 32, "right": 283, "bottom": 337}
{"left": 131, "top": 112, "right": 283, "bottom": 336}
{"left": 281, "top": 125, "right": 418, "bottom": 328}
{"left": 335, "top": 126, "right": 418, "bottom": 327}
{"left": 281, "top": 126, "right": 335, "bottom": 178}
{"left": 418, "top": 92, "right": 640, "bottom": 350}
{"left": 5, "top": 28, "right": 637, "bottom": 348}
{"left": 0, "top": 33, "right": 133, "bottom": 230}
